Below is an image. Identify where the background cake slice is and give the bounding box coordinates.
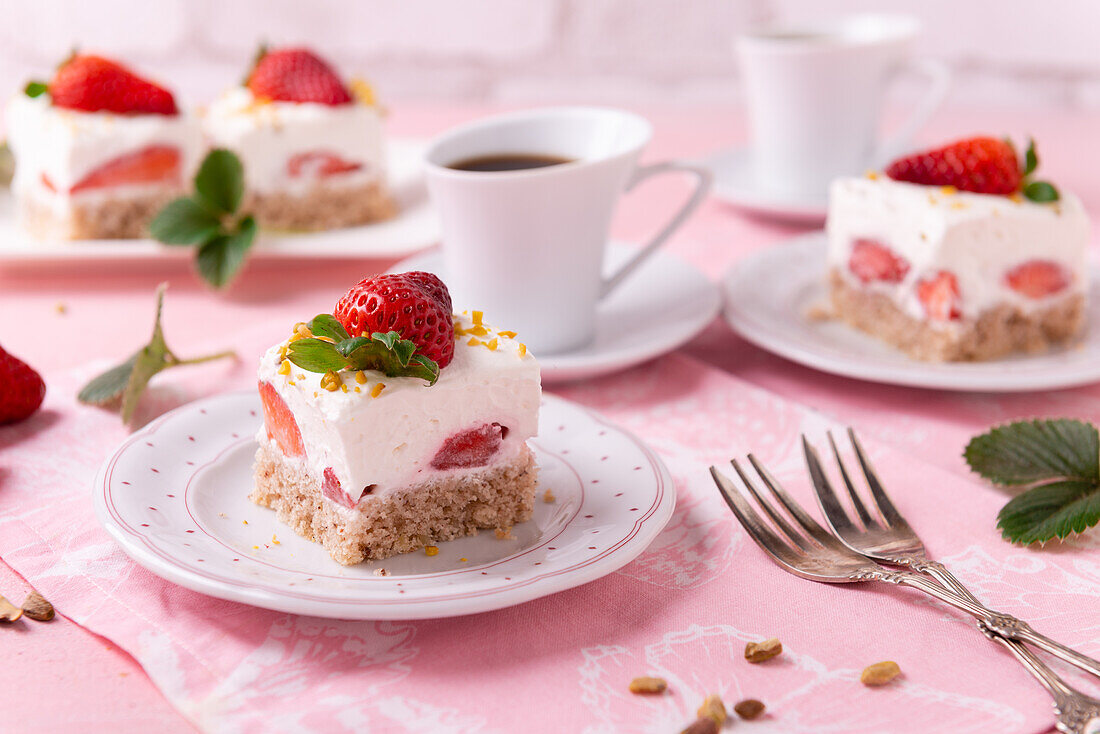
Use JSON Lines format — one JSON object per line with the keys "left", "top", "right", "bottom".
{"left": 203, "top": 46, "right": 395, "bottom": 231}
{"left": 7, "top": 54, "right": 203, "bottom": 240}
{"left": 252, "top": 271, "right": 540, "bottom": 565}
{"left": 826, "top": 137, "right": 1090, "bottom": 361}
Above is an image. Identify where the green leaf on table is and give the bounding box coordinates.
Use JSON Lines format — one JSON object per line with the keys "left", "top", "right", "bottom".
{"left": 964, "top": 419, "right": 1099, "bottom": 486}
{"left": 194, "top": 148, "right": 245, "bottom": 215}
{"left": 149, "top": 198, "right": 222, "bottom": 245}
{"left": 76, "top": 354, "right": 136, "bottom": 406}
{"left": 24, "top": 81, "right": 48, "bottom": 98}
{"left": 1023, "top": 180, "right": 1060, "bottom": 203}
{"left": 76, "top": 284, "right": 236, "bottom": 427}
{"left": 997, "top": 481, "right": 1100, "bottom": 545}
{"left": 964, "top": 418, "right": 1100, "bottom": 545}
{"left": 308, "top": 314, "right": 351, "bottom": 343}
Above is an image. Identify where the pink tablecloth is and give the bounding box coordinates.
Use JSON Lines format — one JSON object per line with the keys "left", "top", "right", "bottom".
{"left": 3, "top": 105, "right": 1100, "bottom": 733}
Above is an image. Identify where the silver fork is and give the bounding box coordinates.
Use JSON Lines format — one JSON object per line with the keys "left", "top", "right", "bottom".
{"left": 710, "top": 456, "right": 1100, "bottom": 734}
{"left": 804, "top": 429, "right": 1100, "bottom": 680}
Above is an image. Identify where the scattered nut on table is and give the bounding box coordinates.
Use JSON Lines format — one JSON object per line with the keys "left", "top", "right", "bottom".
{"left": 745, "top": 637, "right": 783, "bottom": 663}
{"left": 627, "top": 676, "right": 667, "bottom": 694}
{"left": 861, "top": 660, "right": 902, "bottom": 687}
{"left": 0, "top": 595, "right": 23, "bottom": 622}
{"left": 21, "top": 591, "right": 54, "bottom": 621}
{"left": 734, "top": 698, "right": 767, "bottom": 720}
{"left": 680, "top": 717, "right": 718, "bottom": 734}
{"left": 697, "top": 694, "right": 726, "bottom": 725}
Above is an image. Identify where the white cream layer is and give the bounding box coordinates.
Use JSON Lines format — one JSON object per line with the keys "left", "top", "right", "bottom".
{"left": 202, "top": 88, "right": 386, "bottom": 195}
{"left": 256, "top": 314, "right": 541, "bottom": 508}
{"left": 5, "top": 93, "right": 203, "bottom": 210}
{"left": 826, "top": 176, "right": 1091, "bottom": 325}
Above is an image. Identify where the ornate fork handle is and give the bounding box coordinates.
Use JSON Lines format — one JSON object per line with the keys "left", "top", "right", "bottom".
{"left": 903, "top": 559, "right": 1100, "bottom": 680}
{"left": 977, "top": 622, "right": 1100, "bottom": 734}
{"left": 862, "top": 567, "right": 1100, "bottom": 679}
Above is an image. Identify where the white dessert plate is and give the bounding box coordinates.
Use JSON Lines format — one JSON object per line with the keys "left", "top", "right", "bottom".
{"left": 723, "top": 231, "right": 1100, "bottom": 392}
{"left": 0, "top": 139, "right": 439, "bottom": 265}
{"left": 392, "top": 243, "right": 723, "bottom": 383}
{"left": 93, "top": 391, "right": 675, "bottom": 620}
{"left": 703, "top": 146, "right": 827, "bottom": 225}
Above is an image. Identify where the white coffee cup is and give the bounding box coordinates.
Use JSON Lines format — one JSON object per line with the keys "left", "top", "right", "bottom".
{"left": 424, "top": 107, "right": 712, "bottom": 355}
{"left": 736, "top": 14, "right": 951, "bottom": 199}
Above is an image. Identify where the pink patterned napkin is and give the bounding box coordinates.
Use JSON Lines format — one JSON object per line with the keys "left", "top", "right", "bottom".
{"left": 2, "top": 335, "right": 1093, "bottom": 733}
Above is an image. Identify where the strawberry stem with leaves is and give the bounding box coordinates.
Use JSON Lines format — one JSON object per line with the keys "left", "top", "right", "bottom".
{"left": 77, "top": 284, "right": 238, "bottom": 425}
{"left": 286, "top": 314, "right": 440, "bottom": 385}
{"left": 965, "top": 418, "right": 1100, "bottom": 545}
{"left": 149, "top": 149, "right": 256, "bottom": 290}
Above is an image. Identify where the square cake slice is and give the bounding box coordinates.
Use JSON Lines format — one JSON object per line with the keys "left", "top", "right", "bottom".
{"left": 252, "top": 272, "right": 540, "bottom": 565}
{"left": 826, "top": 137, "right": 1089, "bottom": 362}
{"left": 7, "top": 54, "right": 203, "bottom": 240}
{"left": 203, "top": 47, "right": 395, "bottom": 232}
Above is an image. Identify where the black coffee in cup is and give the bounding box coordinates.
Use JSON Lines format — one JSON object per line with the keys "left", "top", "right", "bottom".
{"left": 447, "top": 153, "right": 573, "bottom": 172}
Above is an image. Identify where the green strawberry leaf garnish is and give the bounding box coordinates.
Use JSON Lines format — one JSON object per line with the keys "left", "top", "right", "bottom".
{"left": 24, "top": 81, "right": 48, "bottom": 99}
{"left": 285, "top": 320, "right": 439, "bottom": 385}
{"left": 964, "top": 418, "right": 1100, "bottom": 544}
{"left": 77, "top": 284, "right": 237, "bottom": 425}
{"left": 149, "top": 149, "right": 256, "bottom": 290}
{"left": 1015, "top": 137, "right": 1060, "bottom": 203}
{"left": 1023, "top": 181, "right": 1060, "bottom": 203}
{"left": 308, "top": 314, "right": 351, "bottom": 343}
{"left": 1023, "top": 138, "right": 1038, "bottom": 176}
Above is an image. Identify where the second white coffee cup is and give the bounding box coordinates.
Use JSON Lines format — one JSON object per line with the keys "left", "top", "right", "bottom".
{"left": 424, "top": 107, "right": 712, "bottom": 355}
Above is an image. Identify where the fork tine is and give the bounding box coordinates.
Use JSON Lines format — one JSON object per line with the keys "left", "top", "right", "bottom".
{"left": 801, "top": 436, "right": 859, "bottom": 534}
{"left": 710, "top": 465, "right": 805, "bottom": 568}
{"left": 827, "top": 431, "right": 880, "bottom": 528}
{"left": 731, "top": 459, "right": 817, "bottom": 553}
{"left": 847, "top": 428, "right": 907, "bottom": 528}
{"left": 747, "top": 452, "right": 846, "bottom": 549}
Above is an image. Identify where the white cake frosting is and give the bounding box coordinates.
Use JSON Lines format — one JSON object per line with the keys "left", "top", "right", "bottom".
{"left": 827, "top": 176, "right": 1091, "bottom": 326}
{"left": 256, "top": 314, "right": 540, "bottom": 509}
{"left": 5, "top": 93, "right": 204, "bottom": 210}
{"left": 202, "top": 87, "right": 385, "bottom": 195}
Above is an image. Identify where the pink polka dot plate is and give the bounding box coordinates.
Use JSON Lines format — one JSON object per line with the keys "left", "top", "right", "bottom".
{"left": 93, "top": 391, "right": 675, "bottom": 619}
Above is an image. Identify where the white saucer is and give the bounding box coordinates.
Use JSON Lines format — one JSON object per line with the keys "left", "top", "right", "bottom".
{"left": 393, "top": 243, "right": 723, "bottom": 384}
{"left": 93, "top": 391, "right": 675, "bottom": 620}
{"left": 703, "top": 147, "right": 827, "bottom": 225}
{"left": 0, "top": 139, "right": 440, "bottom": 265}
{"left": 722, "top": 232, "right": 1100, "bottom": 392}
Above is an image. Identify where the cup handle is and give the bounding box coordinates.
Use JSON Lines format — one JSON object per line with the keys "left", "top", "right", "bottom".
{"left": 872, "top": 58, "right": 952, "bottom": 165}
{"left": 600, "top": 161, "right": 713, "bottom": 299}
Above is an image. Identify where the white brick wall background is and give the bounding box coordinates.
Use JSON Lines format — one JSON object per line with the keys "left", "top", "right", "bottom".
{"left": 0, "top": 0, "right": 1096, "bottom": 109}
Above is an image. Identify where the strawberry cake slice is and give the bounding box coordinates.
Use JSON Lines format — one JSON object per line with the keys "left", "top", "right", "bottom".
{"left": 251, "top": 271, "right": 540, "bottom": 565}
{"left": 202, "top": 46, "right": 395, "bottom": 231}
{"left": 6, "top": 54, "right": 203, "bottom": 240}
{"left": 827, "top": 137, "right": 1090, "bottom": 361}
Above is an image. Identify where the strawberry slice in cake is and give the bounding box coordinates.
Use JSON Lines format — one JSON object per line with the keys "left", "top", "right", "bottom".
{"left": 203, "top": 46, "right": 395, "bottom": 231}
{"left": 827, "top": 137, "right": 1090, "bottom": 361}
{"left": 7, "top": 54, "right": 203, "bottom": 240}
{"left": 251, "top": 271, "right": 540, "bottom": 564}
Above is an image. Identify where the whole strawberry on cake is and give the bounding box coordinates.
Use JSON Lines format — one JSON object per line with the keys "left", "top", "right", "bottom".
{"left": 203, "top": 46, "right": 395, "bottom": 231}
{"left": 827, "top": 137, "right": 1090, "bottom": 361}
{"left": 7, "top": 54, "right": 203, "bottom": 240}
{"left": 252, "top": 271, "right": 541, "bottom": 565}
